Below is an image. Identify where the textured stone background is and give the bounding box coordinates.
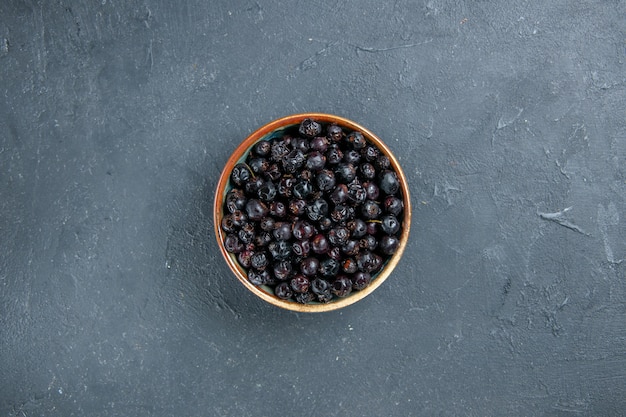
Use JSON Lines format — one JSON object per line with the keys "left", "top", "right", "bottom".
{"left": 1, "top": 1, "right": 625, "bottom": 416}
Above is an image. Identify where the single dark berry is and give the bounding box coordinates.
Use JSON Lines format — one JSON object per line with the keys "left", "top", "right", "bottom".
{"left": 352, "top": 271, "right": 371, "bottom": 290}
{"left": 320, "top": 258, "right": 340, "bottom": 277}
{"left": 245, "top": 176, "right": 264, "bottom": 195}
{"left": 292, "top": 240, "right": 311, "bottom": 257}
{"left": 347, "top": 219, "right": 367, "bottom": 238}
{"left": 327, "top": 124, "right": 343, "bottom": 142}
{"left": 379, "top": 170, "right": 400, "bottom": 195}
{"left": 381, "top": 214, "right": 400, "bottom": 235}
{"left": 346, "top": 131, "right": 366, "bottom": 149}
{"left": 274, "top": 282, "right": 293, "bottom": 300}
{"left": 316, "top": 169, "right": 336, "bottom": 192}
{"left": 344, "top": 149, "right": 361, "bottom": 164}
{"left": 363, "top": 182, "right": 380, "bottom": 201}
{"left": 253, "top": 140, "right": 271, "bottom": 157}
{"left": 328, "top": 226, "right": 350, "bottom": 246}
{"left": 359, "top": 234, "right": 378, "bottom": 251}
{"left": 237, "top": 249, "right": 254, "bottom": 268}
{"left": 224, "top": 234, "right": 244, "bottom": 253}
{"left": 311, "top": 233, "right": 330, "bottom": 254}
{"left": 311, "top": 278, "right": 332, "bottom": 302}
{"left": 231, "top": 163, "right": 252, "bottom": 186}
{"left": 238, "top": 223, "right": 256, "bottom": 244}
{"left": 293, "top": 220, "right": 315, "bottom": 241}
{"left": 375, "top": 155, "right": 391, "bottom": 170}
{"left": 270, "top": 201, "right": 287, "bottom": 218}
{"left": 330, "top": 184, "right": 349, "bottom": 204}
{"left": 257, "top": 180, "right": 277, "bottom": 202}
{"left": 347, "top": 183, "right": 367, "bottom": 205}
{"left": 356, "top": 251, "right": 383, "bottom": 273}
{"left": 332, "top": 276, "right": 352, "bottom": 297}
{"left": 299, "top": 119, "right": 322, "bottom": 137}
{"left": 311, "top": 136, "right": 330, "bottom": 152}
{"left": 221, "top": 215, "right": 237, "bottom": 233}
{"left": 226, "top": 188, "right": 247, "bottom": 213}
{"left": 290, "top": 274, "right": 310, "bottom": 293}
{"left": 306, "top": 151, "right": 326, "bottom": 172}
{"left": 342, "top": 258, "right": 358, "bottom": 274}
{"left": 380, "top": 235, "right": 400, "bottom": 255}
{"left": 288, "top": 199, "right": 307, "bottom": 216}
{"left": 359, "top": 163, "right": 376, "bottom": 180}
{"left": 300, "top": 257, "right": 320, "bottom": 276}
{"left": 245, "top": 199, "right": 268, "bottom": 221}
{"left": 273, "top": 260, "right": 292, "bottom": 281}
{"left": 341, "top": 239, "right": 360, "bottom": 256}
{"left": 361, "top": 200, "right": 382, "bottom": 220}
{"left": 306, "top": 198, "right": 329, "bottom": 222}
{"left": 293, "top": 180, "right": 313, "bottom": 199}
{"left": 335, "top": 163, "right": 357, "bottom": 183}
{"left": 384, "top": 195, "right": 404, "bottom": 216}
{"left": 326, "top": 146, "right": 343, "bottom": 165}
{"left": 272, "top": 222, "right": 292, "bottom": 241}
{"left": 271, "top": 140, "right": 290, "bottom": 162}
{"left": 282, "top": 149, "right": 305, "bottom": 173}
{"left": 363, "top": 145, "right": 380, "bottom": 162}
{"left": 248, "top": 157, "right": 269, "bottom": 175}
{"left": 268, "top": 240, "right": 291, "bottom": 260}
{"left": 248, "top": 251, "right": 268, "bottom": 271}
{"left": 231, "top": 210, "right": 247, "bottom": 228}
{"left": 248, "top": 269, "right": 268, "bottom": 285}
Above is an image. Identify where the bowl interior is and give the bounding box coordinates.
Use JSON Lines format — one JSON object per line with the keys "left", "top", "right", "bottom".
{"left": 214, "top": 114, "right": 411, "bottom": 312}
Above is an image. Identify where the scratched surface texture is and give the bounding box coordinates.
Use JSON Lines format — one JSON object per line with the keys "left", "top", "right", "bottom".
{"left": 1, "top": 1, "right": 625, "bottom": 416}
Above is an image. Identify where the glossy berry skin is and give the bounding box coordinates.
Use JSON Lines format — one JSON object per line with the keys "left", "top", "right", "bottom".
{"left": 361, "top": 200, "right": 382, "bottom": 220}
{"left": 363, "top": 182, "right": 380, "bottom": 201}
{"left": 226, "top": 188, "right": 247, "bottom": 213}
{"left": 320, "top": 258, "right": 340, "bottom": 277}
{"left": 300, "top": 257, "right": 320, "bottom": 276}
{"left": 381, "top": 214, "right": 400, "bottom": 235}
{"left": 352, "top": 271, "right": 371, "bottom": 290}
{"left": 380, "top": 235, "right": 400, "bottom": 255}
{"left": 292, "top": 240, "right": 310, "bottom": 257}
{"left": 245, "top": 176, "right": 264, "bottom": 195}
{"left": 248, "top": 269, "right": 269, "bottom": 285}
{"left": 348, "top": 219, "right": 367, "bottom": 238}
{"left": 375, "top": 155, "right": 391, "bottom": 170}
{"left": 299, "top": 118, "right": 322, "bottom": 137}
{"left": 306, "top": 199, "right": 329, "bottom": 222}
{"left": 288, "top": 199, "right": 307, "bottom": 216}
{"left": 311, "top": 278, "right": 332, "bottom": 302}
{"left": 328, "top": 226, "right": 350, "bottom": 246}
{"left": 248, "top": 157, "right": 269, "bottom": 175}
{"left": 250, "top": 251, "right": 269, "bottom": 270}
{"left": 237, "top": 249, "right": 254, "bottom": 268}
{"left": 270, "top": 201, "right": 287, "bottom": 218}
{"left": 272, "top": 222, "right": 292, "bottom": 241}
{"left": 330, "top": 184, "right": 349, "bottom": 204}
{"left": 245, "top": 199, "right": 268, "bottom": 221}
{"left": 311, "top": 233, "right": 330, "bottom": 254}
{"left": 335, "top": 163, "right": 356, "bottom": 183}
{"left": 326, "top": 146, "right": 343, "bottom": 165}
{"left": 290, "top": 274, "right": 310, "bottom": 293}
{"left": 346, "top": 131, "right": 366, "bottom": 149}
{"left": 293, "top": 220, "right": 315, "bottom": 241}
{"left": 231, "top": 163, "right": 252, "bottom": 186}
{"left": 268, "top": 240, "right": 291, "bottom": 260}
{"left": 253, "top": 140, "right": 271, "bottom": 157}
{"left": 274, "top": 282, "right": 293, "bottom": 300}
{"left": 306, "top": 151, "right": 326, "bottom": 171}
{"left": 359, "top": 163, "right": 376, "bottom": 180}
{"left": 344, "top": 149, "right": 361, "bottom": 165}
{"left": 379, "top": 170, "right": 400, "bottom": 195}
{"left": 273, "top": 260, "right": 292, "bottom": 281}
{"left": 332, "top": 276, "right": 352, "bottom": 297}
{"left": 327, "top": 124, "right": 343, "bottom": 142}
{"left": 278, "top": 177, "right": 295, "bottom": 197}
{"left": 257, "top": 181, "right": 277, "bottom": 202}
{"left": 316, "top": 169, "right": 336, "bottom": 192}
{"left": 293, "top": 180, "right": 313, "bottom": 199}
{"left": 342, "top": 257, "right": 358, "bottom": 274}
{"left": 224, "top": 234, "right": 244, "bottom": 253}
{"left": 384, "top": 196, "right": 404, "bottom": 216}
{"left": 238, "top": 223, "right": 256, "bottom": 244}
{"left": 311, "top": 136, "right": 329, "bottom": 152}
{"left": 282, "top": 149, "right": 305, "bottom": 173}
{"left": 363, "top": 145, "right": 379, "bottom": 162}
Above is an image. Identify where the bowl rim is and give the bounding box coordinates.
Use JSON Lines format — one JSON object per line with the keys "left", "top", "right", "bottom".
{"left": 214, "top": 113, "right": 411, "bottom": 312}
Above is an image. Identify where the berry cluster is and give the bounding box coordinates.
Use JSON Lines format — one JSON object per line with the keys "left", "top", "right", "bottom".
{"left": 221, "top": 119, "right": 404, "bottom": 304}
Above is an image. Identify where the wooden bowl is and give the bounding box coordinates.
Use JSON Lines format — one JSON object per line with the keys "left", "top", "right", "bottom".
{"left": 214, "top": 113, "right": 411, "bottom": 312}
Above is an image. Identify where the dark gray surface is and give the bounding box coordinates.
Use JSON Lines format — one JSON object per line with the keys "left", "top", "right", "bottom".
{"left": 1, "top": 1, "right": 625, "bottom": 416}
